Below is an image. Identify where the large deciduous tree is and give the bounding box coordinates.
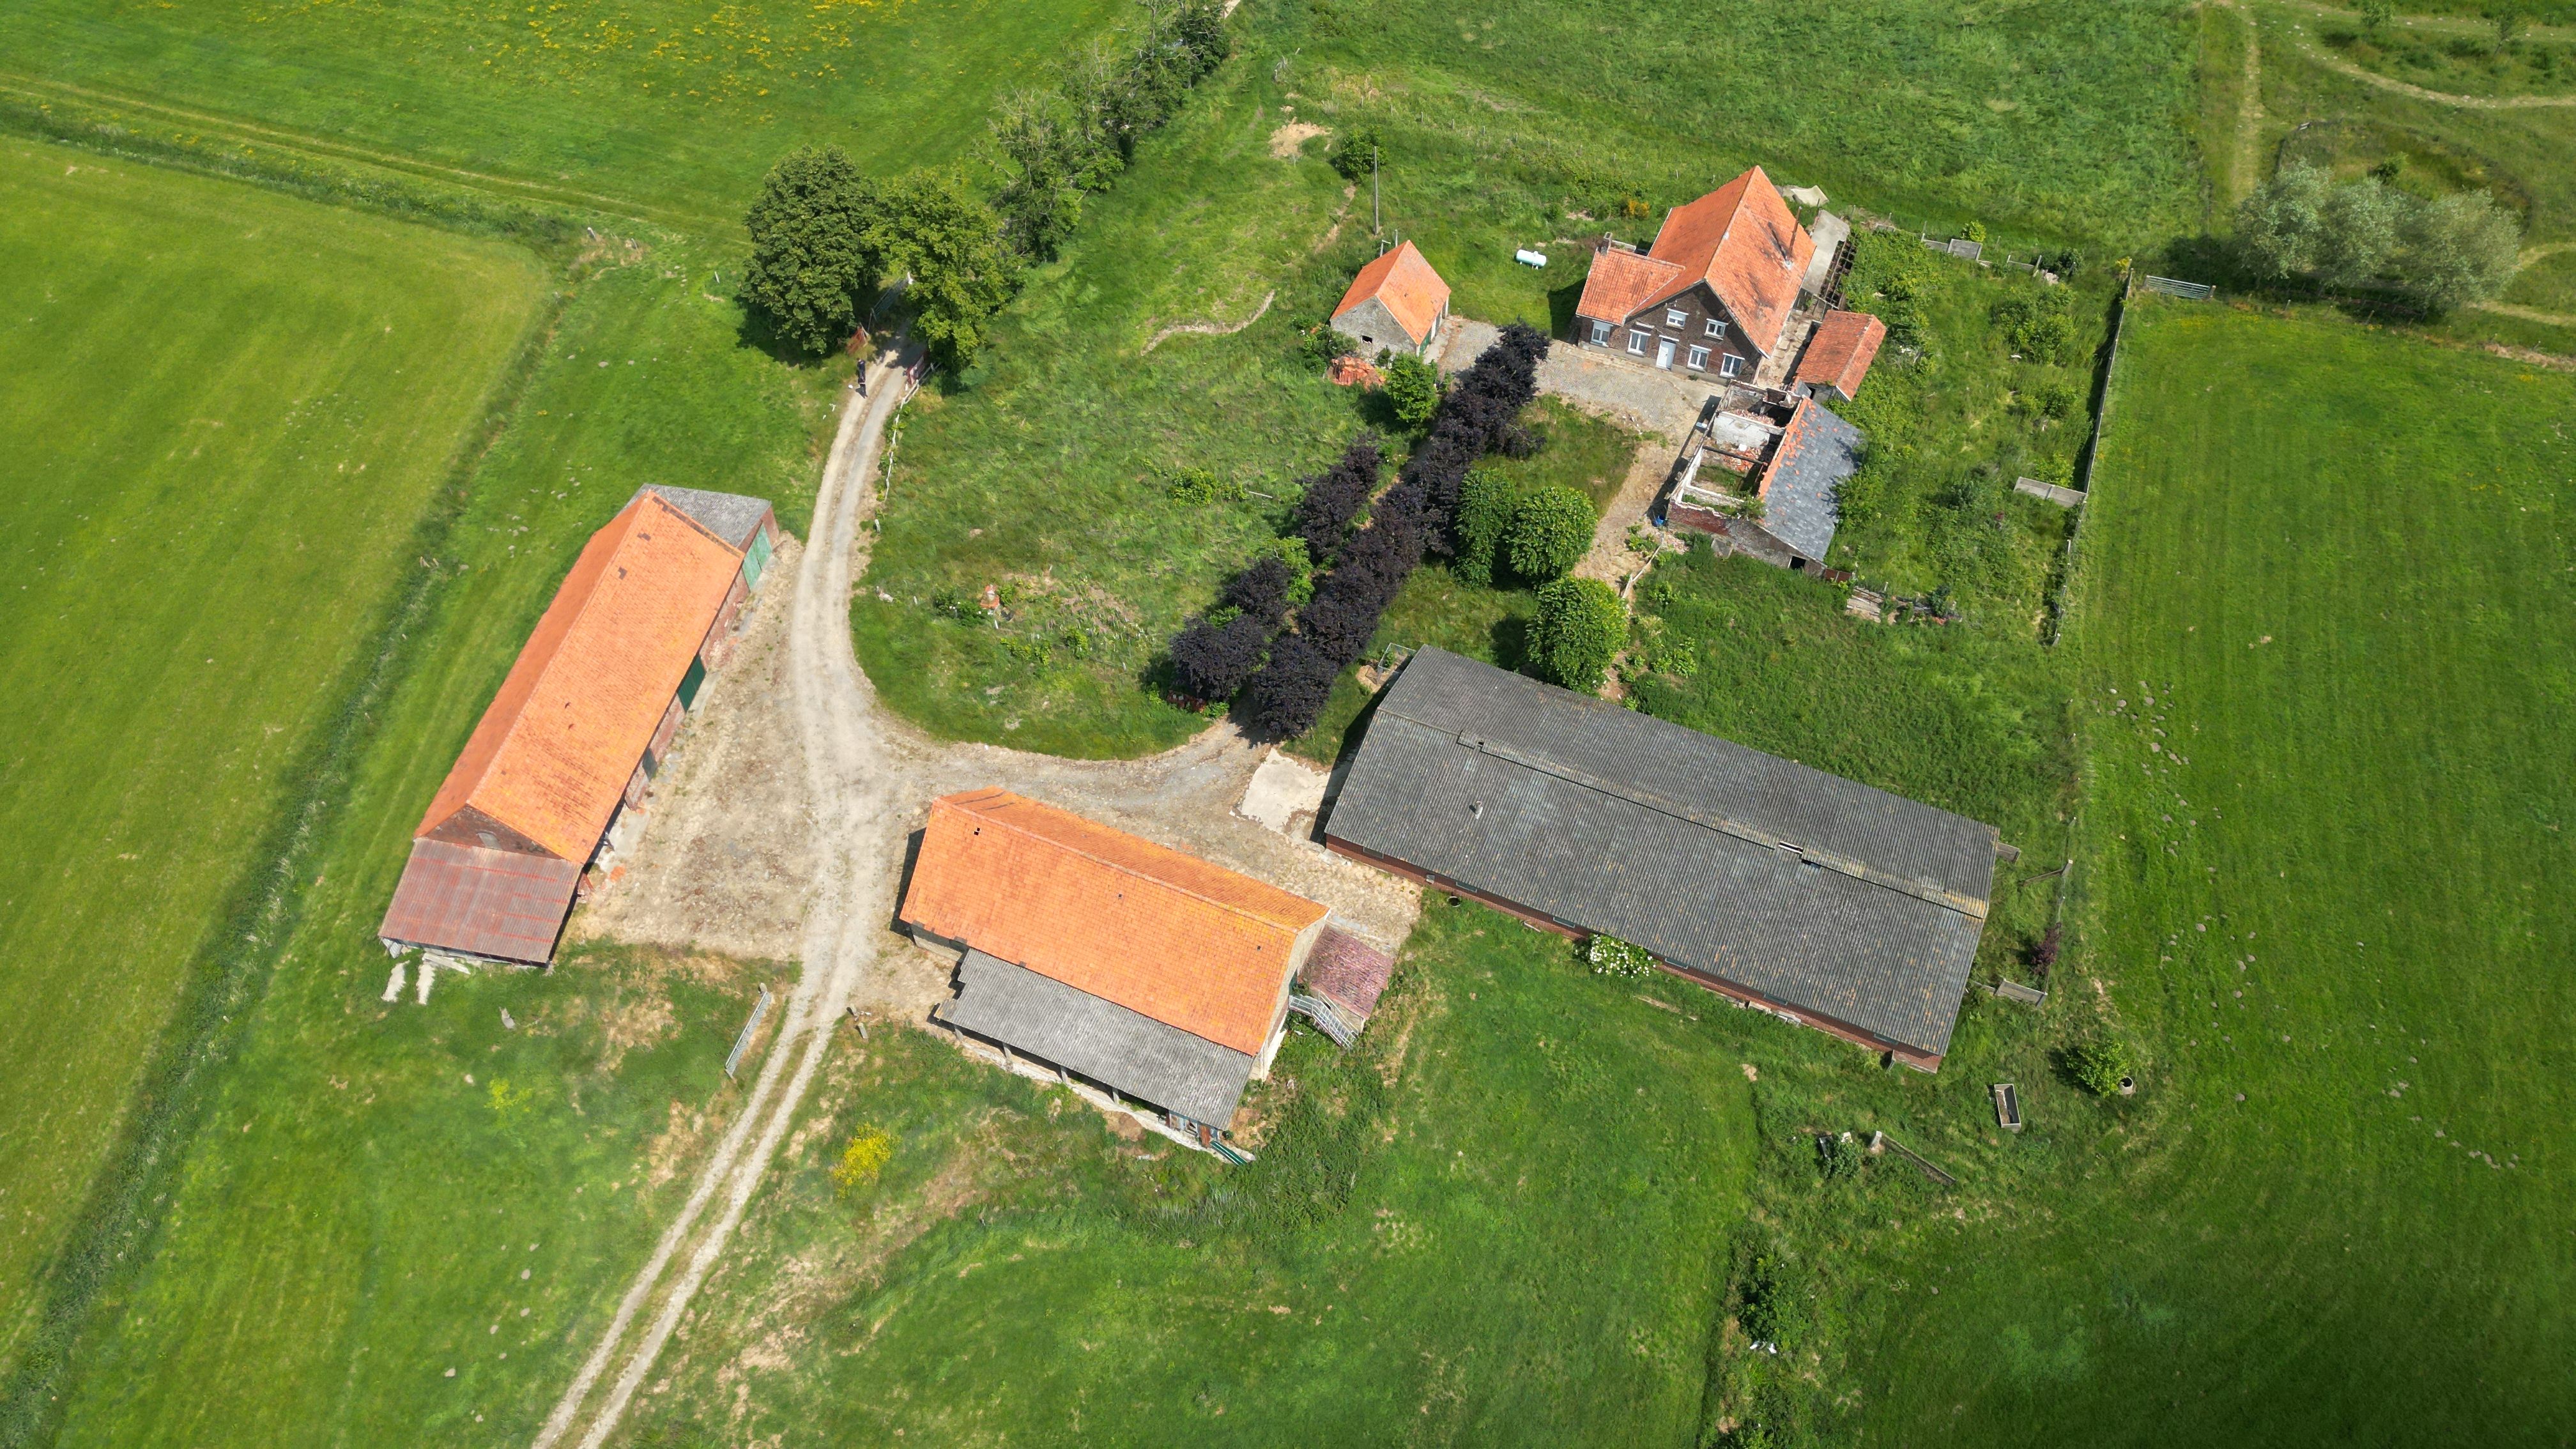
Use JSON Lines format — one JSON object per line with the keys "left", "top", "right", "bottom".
{"left": 742, "top": 146, "right": 888, "bottom": 356}
{"left": 1529, "top": 577, "right": 1625, "bottom": 693}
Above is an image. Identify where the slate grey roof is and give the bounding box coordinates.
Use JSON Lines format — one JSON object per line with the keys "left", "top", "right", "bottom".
{"left": 1758, "top": 399, "right": 1861, "bottom": 562}
{"left": 944, "top": 949, "right": 1258, "bottom": 1126}
{"left": 1322, "top": 648, "right": 1995, "bottom": 1059}
{"left": 629, "top": 485, "right": 772, "bottom": 551}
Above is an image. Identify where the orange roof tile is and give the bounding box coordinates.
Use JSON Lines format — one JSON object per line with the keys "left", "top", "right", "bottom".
{"left": 1332, "top": 240, "right": 1450, "bottom": 347}
{"left": 900, "top": 790, "right": 1328, "bottom": 1055}
{"left": 1796, "top": 310, "right": 1886, "bottom": 399}
{"left": 418, "top": 494, "right": 743, "bottom": 862}
{"left": 1592, "top": 167, "right": 1814, "bottom": 356}
{"left": 1575, "top": 246, "right": 1683, "bottom": 329}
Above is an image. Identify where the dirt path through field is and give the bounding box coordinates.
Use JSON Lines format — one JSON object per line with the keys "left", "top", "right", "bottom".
{"left": 2279, "top": 24, "right": 2576, "bottom": 107}
{"left": 538, "top": 345, "right": 1418, "bottom": 1448}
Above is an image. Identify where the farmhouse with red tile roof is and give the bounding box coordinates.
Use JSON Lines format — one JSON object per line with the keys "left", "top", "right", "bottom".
{"left": 1330, "top": 240, "right": 1451, "bottom": 356}
{"left": 1574, "top": 166, "right": 1816, "bottom": 381}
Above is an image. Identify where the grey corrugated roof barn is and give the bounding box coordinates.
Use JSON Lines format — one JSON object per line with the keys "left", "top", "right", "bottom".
{"left": 1322, "top": 648, "right": 1998, "bottom": 1068}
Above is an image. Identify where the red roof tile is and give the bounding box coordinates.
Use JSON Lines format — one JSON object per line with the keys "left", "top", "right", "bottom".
{"left": 1332, "top": 240, "right": 1450, "bottom": 346}
{"left": 900, "top": 790, "right": 1328, "bottom": 1055}
{"left": 417, "top": 494, "right": 743, "bottom": 863}
{"left": 1583, "top": 167, "right": 1814, "bottom": 356}
{"left": 1575, "top": 247, "right": 1683, "bottom": 329}
{"left": 1796, "top": 310, "right": 1887, "bottom": 399}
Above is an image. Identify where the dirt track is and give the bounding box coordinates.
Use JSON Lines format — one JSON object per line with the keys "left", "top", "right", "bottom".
{"left": 537, "top": 346, "right": 1418, "bottom": 1448}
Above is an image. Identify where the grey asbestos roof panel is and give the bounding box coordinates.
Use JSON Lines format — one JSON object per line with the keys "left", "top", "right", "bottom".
{"left": 1322, "top": 648, "right": 1995, "bottom": 1057}
{"left": 631, "top": 485, "right": 772, "bottom": 551}
{"left": 1762, "top": 401, "right": 1861, "bottom": 561}
{"left": 946, "top": 949, "right": 1258, "bottom": 1126}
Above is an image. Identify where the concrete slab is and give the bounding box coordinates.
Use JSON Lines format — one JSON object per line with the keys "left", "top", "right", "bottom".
{"left": 1236, "top": 749, "right": 1328, "bottom": 841}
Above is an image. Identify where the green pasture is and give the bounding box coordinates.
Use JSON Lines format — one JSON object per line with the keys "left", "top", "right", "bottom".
{"left": 1849, "top": 300, "right": 2576, "bottom": 1443}
{"left": 0, "top": 125, "right": 841, "bottom": 1436}
{"left": 0, "top": 135, "right": 544, "bottom": 1373}
{"left": 0, "top": 0, "right": 1127, "bottom": 225}
{"left": 616, "top": 896, "right": 1757, "bottom": 1446}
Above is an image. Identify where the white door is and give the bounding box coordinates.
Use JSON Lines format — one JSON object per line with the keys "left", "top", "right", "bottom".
{"left": 1655, "top": 336, "right": 1675, "bottom": 369}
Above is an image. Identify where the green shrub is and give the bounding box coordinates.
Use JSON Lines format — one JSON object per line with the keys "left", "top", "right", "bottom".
{"left": 2030, "top": 379, "right": 2080, "bottom": 422}
{"left": 1452, "top": 468, "right": 1517, "bottom": 587}
{"left": 1505, "top": 484, "right": 1597, "bottom": 581}
{"left": 1530, "top": 577, "right": 1625, "bottom": 692}
{"left": 1817, "top": 1133, "right": 1861, "bottom": 1180}
{"left": 1635, "top": 615, "right": 1700, "bottom": 677}
{"left": 1382, "top": 353, "right": 1441, "bottom": 427}
{"left": 1330, "top": 124, "right": 1383, "bottom": 181}
{"left": 1993, "top": 289, "right": 2076, "bottom": 365}
{"left": 1271, "top": 535, "right": 1316, "bottom": 606}
{"left": 2067, "top": 1036, "right": 2133, "bottom": 1096}
{"left": 1584, "top": 934, "right": 1657, "bottom": 977}
{"left": 1167, "top": 466, "right": 1245, "bottom": 504}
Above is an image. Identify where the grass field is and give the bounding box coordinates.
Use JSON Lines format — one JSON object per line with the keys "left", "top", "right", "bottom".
{"left": 615, "top": 896, "right": 1758, "bottom": 1445}
{"left": 0, "top": 0, "right": 1128, "bottom": 225}
{"left": 0, "top": 135, "right": 546, "bottom": 1373}
{"left": 1841, "top": 298, "right": 2576, "bottom": 1443}
{"left": 7, "top": 243, "right": 841, "bottom": 1445}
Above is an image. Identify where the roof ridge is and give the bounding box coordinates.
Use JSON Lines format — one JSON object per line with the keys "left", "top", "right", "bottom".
{"left": 940, "top": 794, "right": 1318, "bottom": 933}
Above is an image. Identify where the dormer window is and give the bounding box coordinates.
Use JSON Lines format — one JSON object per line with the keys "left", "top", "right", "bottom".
{"left": 1666, "top": 308, "right": 1687, "bottom": 328}
{"left": 1705, "top": 318, "right": 1726, "bottom": 338}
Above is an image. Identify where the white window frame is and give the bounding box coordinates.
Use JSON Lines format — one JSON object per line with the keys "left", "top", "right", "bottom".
{"left": 1666, "top": 308, "right": 1688, "bottom": 328}
{"left": 1687, "top": 345, "right": 1711, "bottom": 371}
{"left": 1628, "top": 329, "right": 1650, "bottom": 355}
{"left": 1705, "top": 318, "right": 1726, "bottom": 338}
{"left": 1590, "top": 319, "right": 1613, "bottom": 345}
{"left": 1719, "top": 353, "right": 1745, "bottom": 378}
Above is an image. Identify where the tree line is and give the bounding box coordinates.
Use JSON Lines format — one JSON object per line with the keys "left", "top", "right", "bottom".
{"left": 1165, "top": 324, "right": 1554, "bottom": 740}
{"left": 739, "top": 0, "right": 1230, "bottom": 369}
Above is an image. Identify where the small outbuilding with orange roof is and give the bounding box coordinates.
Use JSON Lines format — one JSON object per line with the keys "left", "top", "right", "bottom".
{"left": 903, "top": 788, "right": 1330, "bottom": 1144}
{"left": 379, "top": 485, "right": 778, "bottom": 966}
{"left": 1330, "top": 240, "right": 1451, "bottom": 356}
{"left": 1794, "top": 309, "right": 1887, "bottom": 404}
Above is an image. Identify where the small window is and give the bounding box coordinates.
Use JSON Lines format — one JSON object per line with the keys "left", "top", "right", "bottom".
{"left": 1705, "top": 318, "right": 1726, "bottom": 338}
{"left": 1666, "top": 308, "right": 1687, "bottom": 328}
{"left": 1628, "top": 330, "right": 1649, "bottom": 355}
{"left": 1719, "top": 354, "right": 1745, "bottom": 378}
{"left": 1590, "top": 319, "right": 1612, "bottom": 344}
{"left": 1687, "top": 345, "right": 1710, "bottom": 371}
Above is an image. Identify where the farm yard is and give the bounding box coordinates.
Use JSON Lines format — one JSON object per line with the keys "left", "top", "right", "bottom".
{"left": 0, "top": 135, "right": 546, "bottom": 1377}
{"left": 3, "top": 0, "right": 2575, "bottom": 1445}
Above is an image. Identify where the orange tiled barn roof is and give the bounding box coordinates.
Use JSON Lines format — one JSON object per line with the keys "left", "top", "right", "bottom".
{"left": 900, "top": 790, "right": 1328, "bottom": 1055}
{"left": 1575, "top": 247, "right": 1684, "bottom": 330}
{"left": 1796, "top": 310, "right": 1887, "bottom": 398}
{"left": 1581, "top": 167, "right": 1814, "bottom": 356}
{"left": 1332, "top": 240, "right": 1451, "bottom": 346}
{"left": 417, "top": 493, "right": 743, "bottom": 862}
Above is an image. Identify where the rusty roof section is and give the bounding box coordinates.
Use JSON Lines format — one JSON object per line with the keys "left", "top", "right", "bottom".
{"left": 900, "top": 789, "right": 1327, "bottom": 1055}
{"left": 1331, "top": 240, "right": 1451, "bottom": 346}
{"left": 378, "top": 840, "right": 583, "bottom": 965}
{"left": 1796, "top": 310, "right": 1887, "bottom": 397}
{"left": 1638, "top": 167, "right": 1814, "bottom": 356}
{"left": 417, "top": 493, "right": 743, "bottom": 862}
{"left": 1575, "top": 245, "right": 1684, "bottom": 329}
